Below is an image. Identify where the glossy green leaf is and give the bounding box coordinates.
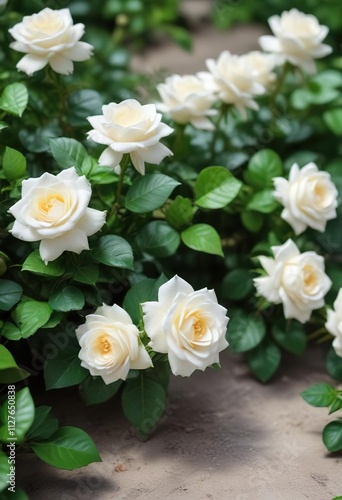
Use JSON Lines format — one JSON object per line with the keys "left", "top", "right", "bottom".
{"left": 26, "top": 406, "right": 59, "bottom": 441}
{"left": 194, "top": 166, "right": 242, "bottom": 209}
{"left": 0, "top": 83, "right": 28, "bottom": 117}
{"left": 301, "top": 383, "right": 337, "bottom": 407}
{"left": 92, "top": 235, "right": 134, "bottom": 269}
{"left": 12, "top": 299, "right": 52, "bottom": 338}
{"left": 0, "top": 280, "right": 23, "bottom": 311}
{"left": 22, "top": 251, "right": 65, "bottom": 277}
{"left": 121, "top": 376, "right": 166, "bottom": 436}
{"left": 227, "top": 310, "right": 265, "bottom": 352}
{"left": 48, "top": 286, "right": 85, "bottom": 312}
{"left": 80, "top": 377, "right": 122, "bottom": 406}
{"left": 31, "top": 426, "right": 101, "bottom": 470}
{"left": 247, "top": 189, "right": 280, "bottom": 213}
{"left": 49, "top": 137, "right": 88, "bottom": 171}
{"left": 245, "top": 149, "right": 283, "bottom": 189}
{"left": 181, "top": 224, "right": 223, "bottom": 257}
{"left": 272, "top": 320, "right": 307, "bottom": 355}
{"left": 323, "top": 420, "right": 342, "bottom": 452}
{"left": 137, "top": 221, "right": 180, "bottom": 258}
{"left": 125, "top": 174, "right": 180, "bottom": 213}
{"left": 0, "top": 388, "right": 35, "bottom": 443}
{"left": 3, "top": 147, "right": 26, "bottom": 182}
{"left": 247, "top": 341, "right": 281, "bottom": 383}
{"left": 44, "top": 347, "right": 88, "bottom": 389}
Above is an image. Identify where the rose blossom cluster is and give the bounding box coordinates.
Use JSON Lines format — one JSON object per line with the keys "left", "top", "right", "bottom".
{"left": 154, "top": 9, "right": 331, "bottom": 123}
{"left": 76, "top": 276, "right": 229, "bottom": 384}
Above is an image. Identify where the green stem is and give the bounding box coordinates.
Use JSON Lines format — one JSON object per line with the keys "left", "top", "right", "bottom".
{"left": 107, "top": 154, "right": 129, "bottom": 224}
{"left": 210, "top": 103, "right": 229, "bottom": 156}
{"left": 172, "top": 123, "right": 185, "bottom": 154}
{"left": 307, "top": 326, "right": 328, "bottom": 340}
{"left": 47, "top": 68, "right": 70, "bottom": 135}
{"left": 270, "top": 62, "right": 291, "bottom": 120}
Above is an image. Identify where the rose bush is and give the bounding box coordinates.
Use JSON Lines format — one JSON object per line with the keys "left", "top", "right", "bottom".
{"left": 1, "top": 3, "right": 342, "bottom": 493}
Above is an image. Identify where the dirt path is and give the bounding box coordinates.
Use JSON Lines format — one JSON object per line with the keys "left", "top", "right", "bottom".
{"left": 18, "top": 348, "right": 341, "bottom": 499}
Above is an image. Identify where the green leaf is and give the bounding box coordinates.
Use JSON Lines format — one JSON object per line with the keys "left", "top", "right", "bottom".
{"left": 67, "top": 90, "right": 103, "bottom": 127}
{"left": 74, "top": 263, "right": 99, "bottom": 286}
{"left": 0, "top": 345, "right": 30, "bottom": 383}
{"left": 137, "top": 221, "right": 180, "bottom": 258}
{"left": 164, "top": 25, "right": 192, "bottom": 51}
{"left": 245, "top": 149, "right": 283, "bottom": 189}
{"left": 326, "top": 348, "right": 342, "bottom": 381}
{"left": 165, "top": 195, "right": 194, "bottom": 229}
{"left": 125, "top": 174, "right": 180, "bottom": 213}
{"left": 272, "top": 320, "right": 307, "bottom": 355}
{"left": 0, "top": 83, "right": 28, "bottom": 117}
{"left": 49, "top": 137, "right": 88, "bottom": 171}
{"left": 241, "top": 210, "right": 264, "bottom": 233}
{"left": 194, "top": 166, "right": 242, "bottom": 209}
{"left": 121, "top": 376, "right": 166, "bottom": 436}
{"left": 247, "top": 189, "right": 280, "bottom": 213}
{"left": 0, "top": 121, "right": 8, "bottom": 132}
{"left": 323, "top": 109, "right": 342, "bottom": 135}
{"left": 247, "top": 341, "right": 281, "bottom": 383}
{"left": 22, "top": 250, "right": 65, "bottom": 277}
{"left": 221, "top": 269, "right": 254, "bottom": 300}
{"left": 329, "top": 398, "right": 342, "bottom": 415}
{"left": 123, "top": 275, "right": 167, "bottom": 324}
{"left": 227, "top": 310, "right": 265, "bottom": 352}
{"left": 3, "top": 147, "right": 26, "bottom": 182}
{"left": 0, "top": 280, "right": 23, "bottom": 311}
{"left": 80, "top": 377, "right": 122, "bottom": 406}
{"left": 31, "top": 426, "right": 101, "bottom": 470}
{"left": 0, "top": 451, "right": 11, "bottom": 492}
{"left": 12, "top": 299, "right": 52, "bottom": 338}
{"left": 26, "top": 406, "right": 59, "bottom": 441}
{"left": 181, "top": 224, "right": 223, "bottom": 257}
{"left": 48, "top": 286, "right": 85, "bottom": 312}
{"left": 0, "top": 388, "right": 35, "bottom": 443}
{"left": 44, "top": 347, "right": 88, "bottom": 389}
{"left": 92, "top": 235, "right": 134, "bottom": 269}
{"left": 313, "top": 70, "right": 342, "bottom": 88}
{"left": 1, "top": 322, "right": 22, "bottom": 341}
{"left": 301, "top": 383, "right": 337, "bottom": 407}
{"left": 322, "top": 420, "right": 342, "bottom": 452}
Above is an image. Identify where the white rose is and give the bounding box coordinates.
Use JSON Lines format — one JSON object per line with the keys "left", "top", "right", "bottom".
{"left": 325, "top": 289, "right": 342, "bottom": 358}
{"left": 239, "top": 51, "right": 277, "bottom": 89}
{"left": 8, "top": 167, "right": 106, "bottom": 264}
{"left": 9, "top": 8, "right": 93, "bottom": 76}
{"left": 254, "top": 239, "right": 331, "bottom": 323}
{"left": 198, "top": 51, "right": 265, "bottom": 115}
{"left": 273, "top": 162, "right": 338, "bottom": 235}
{"left": 142, "top": 275, "right": 229, "bottom": 377}
{"left": 76, "top": 304, "right": 152, "bottom": 384}
{"left": 156, "top": 74, "right": 217, "bottom": 130}
{"left": 259, "top": 9, "right": 332, "bottom": 74}
{"left": 87, "top": 99, "right": 174, "bottom": 175}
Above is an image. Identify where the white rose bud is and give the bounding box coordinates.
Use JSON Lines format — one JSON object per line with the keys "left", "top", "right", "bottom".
{"left": 325, "top": 290, "right": 342, "bottom": 358}
{"left": 239, "top": 51, "right": 277, "bottom": 90}
{"left": 142, "top": 275, "right": 229, "bottom": 377}
{"left": 8, "top": 167, "right": 106, "bottom": 264}
{"left": 156, "top": 74, "right": 217, "bottom": 130}
{"left": 254, "top": 239, "right": 331, "bottom": 323}
{"left": 76, "top": 304, "right": 152, "bottom": 384}
{"left": 259, "top": 9, "right": 332, "bottom": 74}
{"left": 273, "top": 162, "right": 338, "bottom": 235}
{"left": 198, "top": 51, "right": 265, "bottom": 115}
{"left": 9, "top": 8, "right": 93, "bottom": 76}
{"left": 87, "top": 99, "right": 174, "bottom": 175}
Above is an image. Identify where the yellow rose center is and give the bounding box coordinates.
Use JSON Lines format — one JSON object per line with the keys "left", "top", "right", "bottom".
{"left": 30, "top": 15, "right": 64, "bottom": 37}
{"left": 33, "top": 190, "right": 70, "bottom": 223}
{"left": 303, "top": 264, "right": 318, "bottom": 291}
{"left": 95, "top": 334, "right": 112, "bottom": 355}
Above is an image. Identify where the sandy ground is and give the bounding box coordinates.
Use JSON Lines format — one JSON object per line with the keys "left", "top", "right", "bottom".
{"left": 18, "top": 348, "right": 341, "bottom": 499}
{"left": 15, "top": 3, "right": 342, "bottom": 499}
